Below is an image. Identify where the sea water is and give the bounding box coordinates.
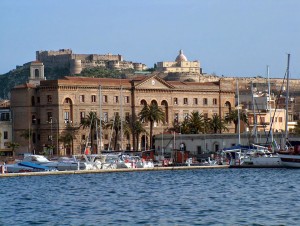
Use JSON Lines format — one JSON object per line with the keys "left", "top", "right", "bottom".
{"left": 0, "top": 168, "right": 299, "bottom": 225}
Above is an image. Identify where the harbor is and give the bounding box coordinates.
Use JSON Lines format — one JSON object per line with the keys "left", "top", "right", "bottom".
{"left": 0, "top": 164, "right": 229, "bottom": 178}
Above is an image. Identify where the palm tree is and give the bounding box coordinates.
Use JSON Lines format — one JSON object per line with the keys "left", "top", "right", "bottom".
{"left": 209, "top": 114, "right": 229, "bottom": 133}
{"left": 105, "top": 113, "right": 122, "bottom": 150}
{"left": 7, "top": 142, "right": 20, "bottom": 157}
{"left": 124, "top": 116, "right": 146, "bottom": 151}
{"left": 139, "top": 102, "right": 165, "bottom": 149}
{"left": 187, "top": 111, "right": 205, "bottom": 134}
{"left": 59, "top": 133, "right": 74, "bottom": 155}
{"left": 80, "top": 111, "right": 100, "bottom": 153}
{"left": 225, "top": 109, "right": 248, "bottom": 133}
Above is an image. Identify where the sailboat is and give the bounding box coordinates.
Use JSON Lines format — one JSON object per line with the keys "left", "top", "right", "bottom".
{"left": 278, "top": 54, "right": 300, "bottom": 168}
{"left": 244, "top": 66, "right": 282, "bottom": 167}
{"left": 231, "top": 67, "right": 282, "bottom": 168}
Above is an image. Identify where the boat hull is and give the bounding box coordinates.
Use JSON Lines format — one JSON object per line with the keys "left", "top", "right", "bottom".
{"left": 279, "top": 154, "right": 300, "bottom": 168}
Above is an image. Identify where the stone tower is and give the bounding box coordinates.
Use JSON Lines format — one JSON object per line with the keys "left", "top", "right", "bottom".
{"left": 29, "top": 61, "right": 45, "bottom": 85}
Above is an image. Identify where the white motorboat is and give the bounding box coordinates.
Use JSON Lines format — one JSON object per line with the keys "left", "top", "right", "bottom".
{"left": 20, "top": 154, "right": 102, "bottom": 171}
{"left": 114, "top": 154, "right": 154, "bottom": 169}
{"left": 5, "top": 161, "right": 54, "bottom": 173}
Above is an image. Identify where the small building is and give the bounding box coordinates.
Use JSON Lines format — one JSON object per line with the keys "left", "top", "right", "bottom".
{"left": 0, "top": 100, "right": 13, "bottom": 156}
{"left": 154, "top": 132, "right": 300, "bottom": 160}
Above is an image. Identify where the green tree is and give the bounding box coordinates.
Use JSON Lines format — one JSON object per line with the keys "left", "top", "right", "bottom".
{"left": 225, "top": 109, "right": 248, "bottom": 133}
{"left": 187, "top": 111, "right": 205, "bottom": 134}
{"left": 59, "top": 133, "right": 74, "bottom": 155}
{"left": 80, "top": 111, "right": 100, "bottom": 153}
{"left": 7, "top": 142, "right": 20, "bottom": 157}
{"left": 105, "top": 113, "right": 122, "bottom": 151}
{"left": 124, "top": 117, "right": 147, "bottom": 151}
{"left": 208, "top": 114, "right": 229, "bottom": 133}
{"left": 139, "top": 102, "right": 165, "bottom": 149}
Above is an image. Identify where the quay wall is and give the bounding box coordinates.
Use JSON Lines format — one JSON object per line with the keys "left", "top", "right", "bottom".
{"left": 0, "top": 165, "right": 229, "bottom": 178}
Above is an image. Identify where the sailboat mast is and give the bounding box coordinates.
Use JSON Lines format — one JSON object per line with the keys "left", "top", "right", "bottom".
{"left": 99, "top": 85, "right": 102, "bottom": 153}
{"left": 120, "top": 85, "right": 123, "bottom": 151}
{"left": 267, "top": 66, "right": 273, "bottom": 143}
{"left": 251, "top": 81, "right": 258, "bottom": 143}
{"left": 285, "top": 54, "right": 291, "bottom": 140}
{"left": 236, "top": 79, "right": 241, "bottom": 145}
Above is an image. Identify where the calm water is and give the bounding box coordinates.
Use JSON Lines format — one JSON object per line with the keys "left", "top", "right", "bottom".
{"left": 0, "top": 168, "right": 299, "bottom": 225}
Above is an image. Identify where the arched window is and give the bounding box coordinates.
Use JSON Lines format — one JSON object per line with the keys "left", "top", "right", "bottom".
{"left": 161, "top": 100, "right": 169, "bottom": 124}
{"left": 140, "top": 99, "right": 147, "bottom": 106}
{"left": 63, "top": 98, "right": 73, "bottom": 124}
{"left": 151, "top": 100, "right": 158, "bottom": 106}
{"left": 34, "top": 69, "right": 39, "bottom": 78}
{"left": 225, "top": 101, "right": 232, "bottom": 111}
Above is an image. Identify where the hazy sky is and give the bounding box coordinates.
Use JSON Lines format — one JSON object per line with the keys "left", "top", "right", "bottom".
{"left": 1, "top": 0, "right": 299, "bottom": 78}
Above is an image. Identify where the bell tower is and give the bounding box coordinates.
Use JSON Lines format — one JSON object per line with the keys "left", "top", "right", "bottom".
{"left": 29, "top": 61, "right": 45, "bottom": 85}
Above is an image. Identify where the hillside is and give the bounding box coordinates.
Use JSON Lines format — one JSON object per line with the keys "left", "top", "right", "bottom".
{"left": 0, "top": 66, "right": 148, "bottom": 100}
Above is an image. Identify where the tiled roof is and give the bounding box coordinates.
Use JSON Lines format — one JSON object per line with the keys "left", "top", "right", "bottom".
{"left": 13, "top": 83, "right": 37, "bottom": 89}
{"left": 61, "top": 76, "right": 138, "bottom": 88}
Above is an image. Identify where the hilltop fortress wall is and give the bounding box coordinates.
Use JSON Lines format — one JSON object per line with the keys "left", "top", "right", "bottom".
{"left": 36, "top": 49, "right": 146, "bottom": 74}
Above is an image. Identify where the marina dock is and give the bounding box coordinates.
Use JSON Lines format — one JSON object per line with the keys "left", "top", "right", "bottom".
{"left": 0, "top": 165, "right": 229, "bottom": 177}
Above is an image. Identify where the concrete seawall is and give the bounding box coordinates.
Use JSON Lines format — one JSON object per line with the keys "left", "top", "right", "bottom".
{"left": 0, "top": 165, "right": 229, "bottom": 178}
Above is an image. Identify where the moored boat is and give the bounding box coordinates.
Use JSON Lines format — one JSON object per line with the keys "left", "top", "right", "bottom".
{"left": 278, "top": 145, "right": 300, "bottom": 168}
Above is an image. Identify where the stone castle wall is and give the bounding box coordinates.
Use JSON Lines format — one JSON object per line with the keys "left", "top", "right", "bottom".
{"left": 35, "top": 49, "right": 146, "bottom": 74}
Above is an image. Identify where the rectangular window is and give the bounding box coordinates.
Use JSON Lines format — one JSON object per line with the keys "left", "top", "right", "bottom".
{"left": 213, "top": 98, "right": 217, "bottom": 105}
{"left": 32, "top": 116, "right": 36, "bottom": 124}
{"left": 3, "top": 131, "right": 8, "bottom": 139}
{"left": 125, "top": 112, "right": 130, "bottom": 122}
{"left": 197, "top": 146, "right": 202, "bottom": 155}
{"left": 103, "top": 112, "right": 108, "bottom": 122}
{"left": 174, "top": 113, "right": 179, "bottom": 123}
{"left": 203, "top": 98, "right": 208, "bottom": 105}
{"left": 125, "top": 96, "right": 130, "bottom": 104}
{"left": 91, "top": 95, "right": 96, "bottom": 103}
{"left": 33, "top": 132, "right": 36, "bottom": 144}
{"left": 37, "top": 97, "right": 40, "bottom": 103}
{"left": 114, "top": 96, "right": 119, "bottom": 103}
{"left": 47, "top": 95, "right": 52, "bottom": 103}
{"left": 64, "top": 112, "right": 70, "bottom": 123}
{"left": 1, "top": 113, "right": 10, "bottom": 121}
{"left": 184, "top": 98, "right": 188, "bottom": 105}
{"left": 79, "top": 95, "right": 85, "bottom": 103}
{"left": 47, "top": 112, "right": 52, "bottom": 122}
{"left": 193, "top": 98, "right": 198, "bottom": 105}
{"left": 103, "top": 95, "right": 108, "bottom": 103}
{"left": 203, "top": 113, "right": 208, "bottom": 119}
{"left": 279, "top": 117, "right": 282, "bottom": 123}
{"left": 183, "top": 112, "right": 189, "bottom": 120}
{"left": 81, "top": 135, "right": 86, "bottom": 141}
{"left": 174, "top": 98, "right": 178, "bottom": 105}
{"left": 80, "top": 112, "right": 85, "bottom": 123}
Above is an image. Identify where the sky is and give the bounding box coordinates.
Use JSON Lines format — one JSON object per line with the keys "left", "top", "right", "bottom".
{"left": 1, "top": 0, "right": 300, "bottom": 78}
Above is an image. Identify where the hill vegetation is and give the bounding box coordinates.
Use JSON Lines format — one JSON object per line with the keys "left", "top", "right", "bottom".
{"left": 0, "top": 66, "right": 150, "bottom": 100}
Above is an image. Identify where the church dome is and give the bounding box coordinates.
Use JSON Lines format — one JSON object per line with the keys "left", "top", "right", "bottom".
{"left": 175, "top": 50, "right": 187, "bottom": 62}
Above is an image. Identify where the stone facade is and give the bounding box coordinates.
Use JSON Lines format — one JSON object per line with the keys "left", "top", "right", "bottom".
{"left": 10, "top": 66, "right": 235, "bottom": 156}
{"left": 35, "top": 49, "right": 147, "bottom": 74}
